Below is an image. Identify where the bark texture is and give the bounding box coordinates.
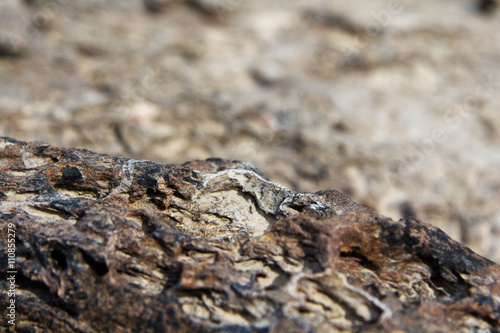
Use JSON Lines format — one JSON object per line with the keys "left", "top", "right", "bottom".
{"left": 2, "top": 0, "right": 500, "bottom": 263}
{"left": 0, "top": 137, "right": 499, "bottom": 332}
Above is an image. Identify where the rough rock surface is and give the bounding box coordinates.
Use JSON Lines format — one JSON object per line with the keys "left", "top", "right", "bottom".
{"left": 1, "top": 138, "right": 499, "bottom": 332}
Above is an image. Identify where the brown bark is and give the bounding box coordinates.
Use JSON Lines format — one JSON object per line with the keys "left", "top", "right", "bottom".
{"left": 1, "top": 137, "right": 498, "bottom": 332}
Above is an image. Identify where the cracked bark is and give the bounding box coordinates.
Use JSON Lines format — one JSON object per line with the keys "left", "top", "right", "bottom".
{"left": 0, "top": 137, "right": 498, "bottom": 332}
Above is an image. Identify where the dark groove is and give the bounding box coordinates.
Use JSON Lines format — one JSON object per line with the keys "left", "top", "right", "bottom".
{"left": 31, "top": 206, "right": 74, "bottom": 220}
{"left": 340, "top": 250, "right": 378, "bottom": 271}
{"left": 16, "top": 272, "right": 79, "bottom": 317}
{"left": 50, "top": 247, "right": 68, "bottom": 270}
{"left": 81, "top": 250, "right": 109, "bottom": 277}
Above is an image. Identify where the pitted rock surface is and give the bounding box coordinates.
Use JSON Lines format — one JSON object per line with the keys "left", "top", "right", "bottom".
{"left": 0, "top": 138, "right": 499, "bottom": 332}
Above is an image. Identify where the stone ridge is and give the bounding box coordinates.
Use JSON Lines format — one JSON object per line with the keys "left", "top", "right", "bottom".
{"left": 0, "top": 137, "right": 499, "bottom": 332}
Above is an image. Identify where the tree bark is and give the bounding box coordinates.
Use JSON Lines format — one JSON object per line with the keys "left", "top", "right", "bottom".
{"left": 1, "top": 137, "right": 498, "bottom": 332}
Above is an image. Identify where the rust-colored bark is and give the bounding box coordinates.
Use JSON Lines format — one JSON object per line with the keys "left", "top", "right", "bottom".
{"left": 1, "top": 137, "right": 498, "bottom": 332}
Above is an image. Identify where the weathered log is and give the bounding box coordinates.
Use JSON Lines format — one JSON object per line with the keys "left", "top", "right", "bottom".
{"left": 0, "top": 137, "right": 498, "bottom": 332}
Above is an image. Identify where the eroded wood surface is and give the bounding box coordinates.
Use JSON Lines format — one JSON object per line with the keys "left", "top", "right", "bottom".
{"left": 0, "top": 137, "right": 498, "bottom": 332}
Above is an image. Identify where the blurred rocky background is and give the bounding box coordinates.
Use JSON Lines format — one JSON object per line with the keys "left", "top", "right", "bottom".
{"left": 0, "top": 0, "right": 499, "bottom": 262}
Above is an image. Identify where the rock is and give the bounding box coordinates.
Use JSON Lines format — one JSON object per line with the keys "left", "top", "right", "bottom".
{"left": 250, "top": 60, "right": 287, "bottom": 87}
{"left": 477, "top": 0, "right": 497, "bottom": 14}
{"left": 302, "top": 9, "right": 365, "bottom": 35}
{"left": 186, "top": 0, "right": 241, "bottom": 17}
{"left": 75, "top": 40, "right": 106, "bottom": 57}
{"left": 1, "top": 137, "right": 499, "bottom": 332}
{"left": 143, "top": 0, "right": 173, "bottom": 13}
{"left": 0, "top": 3, "right": 28, "bottom": 57}
{"left": 0, "top": 33, "right": 27, "bottom": 58}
